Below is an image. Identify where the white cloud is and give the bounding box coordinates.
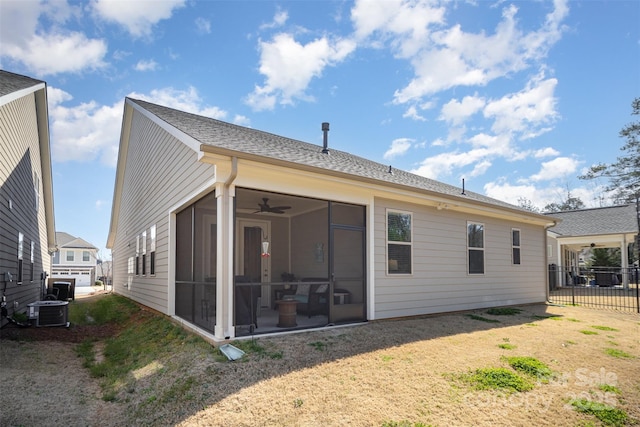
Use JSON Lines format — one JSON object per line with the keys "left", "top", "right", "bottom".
{"left": 129, "top": 86, "right": 228, "bottom": 120}
{"left": 402, "top": 105, "right": 426, "bottom": 121}
{"left": 529, "top": 156, "right": 580, "bottom": 182}
{"left": 246, "top": 33, "right": 356, "bottom": 110}
{"left": 484, "top": 179, "right": 603, "bottom": 210}
{"left": 362, "top": 0, "right": 570, "bottom": 104}
{"left": 134, "top": 59, "right": 159, "bottom": 72}
{"left": 195, "top": 17, "right": 211, "bottom": 34}
{"left": 49, "top": 86, "right": 228, "bottom": 168}
{"left": 484, "top": 74, "right": 559, "bottom": 138}
{"left": 260, "top": 9, "right": 289, "bottom": 30}
{"left": 383, "top": 138, "right": 413, "bottom": 160}
{"left": 410, "top": 148, "right": 493, "bottom": 180}
{"left": 48, "top": 87, "right": 123, "bottom": 167}
{"left": 0, "top": 1, "right": 107, "bottom": 76}
{"left": 533, "top": 147, "right": 560, "bottom": 158}
{"left": 91, "top": 0, "right": 186, "bottom": 38}
{"left": 439, "top": 95, "right": 485, "bottom": 126}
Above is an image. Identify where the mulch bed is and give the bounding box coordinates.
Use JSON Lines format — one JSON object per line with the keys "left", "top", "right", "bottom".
{"left": 0, "top": 321, "right": 119, "bottom": 343}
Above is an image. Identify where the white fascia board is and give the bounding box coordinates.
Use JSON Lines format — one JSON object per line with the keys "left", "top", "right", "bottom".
{"left": 127, "top": 99, "right": 202, "bottom": 154}
{"left": 0, "top": 82, "right": 45, "bottom": 107}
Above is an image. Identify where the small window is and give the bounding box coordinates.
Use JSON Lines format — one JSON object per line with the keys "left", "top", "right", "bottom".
{"left": 150, "top": 225, "right": 156, "bottom": 275}
{"left": 512, "top": 229, "right": 521, "bottom": 265}
{"left": 17, "top": 233, "right": 24, "bottom": 284}
{"left": 467, "top": 222, "right": 484, "bottom": 274}
{"left": 33, "top": 171, "right": 40, "bottom": 212}
{"left": 52, "top": 251, "right": 60, "bottom": 264}
{"left": 387, "top": 210, "right": 412, "bottom": 274}
{"left": 30, "top": 241, "right": 35, "bottom": 281}
{"left": 142, "top": 230, "right": 147, "bottom": 275}
{"left": 135, "top": 235, "right": 140, "bottom": 275}
{"left": 83, "top": 251, "right": 90, "bottom": 262}
{"left": 66, "top": 250, "right": 75, "bottom": 262}
{"left": 127, "top": 257, "right": 134, "bottom": 275}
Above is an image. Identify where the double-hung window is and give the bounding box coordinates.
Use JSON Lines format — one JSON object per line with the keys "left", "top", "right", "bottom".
{"left": 149, "top": 225, "right": 156, "bottom": 275}
{"left": 135, "top": 235, "right": 140, "bottom": 275}
{"left": 512, "top": 229, "right": 521, "bottom": 265}
{"left": 67, "top": 250, "right": 74, "bottom": 262}
{"left": 17, "top": 232, "right": 24, "bottom": 284}
{"left": 30, "top": 241, "right": 35, "bottom": 281}
{"left": 141, "top": 230, "right": 147, "bottom": 275}
{"left": 467, "top": 222, "right": 484, "bottom": 274}
{"left": 387, "top": 210, "right": 412, "bottom": 274}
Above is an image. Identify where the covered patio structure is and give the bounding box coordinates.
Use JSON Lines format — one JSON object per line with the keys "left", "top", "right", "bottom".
{"left": 546, "top": 204, "right": 639, "bottom": 289}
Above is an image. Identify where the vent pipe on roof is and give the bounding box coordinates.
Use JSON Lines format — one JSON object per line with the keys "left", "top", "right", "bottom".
{"left": 321, "top": 122, "right": 330, "bottom": 154}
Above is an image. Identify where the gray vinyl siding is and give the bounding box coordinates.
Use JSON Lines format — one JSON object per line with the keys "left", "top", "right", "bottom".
{"left": 111, "top": 109, "right": 215, "bottom": 314}
{"left": 374, "top": 198, "right": 546, "bottom": 319}
{"left": 0, "top": 92, "right": 50, "bottom": 325}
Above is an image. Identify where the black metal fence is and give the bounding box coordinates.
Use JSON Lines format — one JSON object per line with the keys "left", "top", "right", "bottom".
{"left": 548, "top": 265, "right": 640, "bottom": 313}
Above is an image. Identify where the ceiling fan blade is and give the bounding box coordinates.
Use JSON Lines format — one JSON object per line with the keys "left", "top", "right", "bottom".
{"left": 270, "top": 206, "right": 291, "bottom": 210}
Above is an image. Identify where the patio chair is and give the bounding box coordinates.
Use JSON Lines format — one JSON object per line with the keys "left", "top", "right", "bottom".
{"left": 293, "top": 278, "right": 329, "bottom": 317}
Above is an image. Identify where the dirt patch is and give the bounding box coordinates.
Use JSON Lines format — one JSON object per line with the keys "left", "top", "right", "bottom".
{"left": 1, "top": 300, "right": 638, "bottom": 427}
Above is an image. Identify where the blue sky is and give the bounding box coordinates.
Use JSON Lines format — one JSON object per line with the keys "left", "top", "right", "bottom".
{"left": 1, "top": 0, "right": 638, "bottom": 259}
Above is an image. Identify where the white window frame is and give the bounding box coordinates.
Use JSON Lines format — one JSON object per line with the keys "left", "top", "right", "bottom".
{"left": 386, "top": 209, "right": 413, "bottom": 275}
{"left": 82, "top": 251, "right": 90, "bottom": 262}
{"left": 511, "top": 228, "right": 521, "bottom": 265}
{"left": 135, "top": 235, "right": 140, "bottom": 275}
{"left": 467, "top": 221, "right": 485, "bottom": 275}
{"left": 66, "top": 250, "right": 75, "bottom": 262}
{"left": 141, "top": 230, "right": 147, "bottom": 275}
{"left": 149, "top": 224, "right": 156, "bottom": 276}
{"left": 17, "top": 232, "right": 24, "bottom": 284}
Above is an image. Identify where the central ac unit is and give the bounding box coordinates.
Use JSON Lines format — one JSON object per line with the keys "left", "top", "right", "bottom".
{"left": 27, "top": 301, "right": 69, "bottom": 327}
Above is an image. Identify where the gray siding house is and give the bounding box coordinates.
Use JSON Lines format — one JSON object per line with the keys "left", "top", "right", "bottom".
{"left": 107, "top": 98, "right": 556, "bottom": 341}
{"left": 0, "top": 70, "right": 56, "bottom": 326}
{"left": 51, "top": 232, "right": 99, "bottom": 287}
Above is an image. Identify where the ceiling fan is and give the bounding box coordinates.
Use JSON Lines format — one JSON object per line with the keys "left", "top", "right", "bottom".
{"left": 254, "top": 198, "right": 291, "bottom": 214}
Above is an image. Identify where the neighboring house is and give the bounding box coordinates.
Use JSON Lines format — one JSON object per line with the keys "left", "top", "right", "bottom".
{"left": 107, "top": 98, "right": 557, "bottom": 341}
{"left": 51, "top": 232, "right": 98, "bottom": 287}
{"left": 0, "top": 70, "right": 56, "bottom": 326}
{"left": 546, "top": 204, "right": 639, "bottom": 287}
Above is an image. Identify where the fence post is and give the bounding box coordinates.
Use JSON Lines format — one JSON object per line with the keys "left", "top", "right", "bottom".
{"left": 636, "top": 267, "right": 639, "bottom": 314}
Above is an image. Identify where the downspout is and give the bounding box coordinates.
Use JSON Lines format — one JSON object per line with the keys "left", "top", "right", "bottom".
{"left": 215, "top": 157, "right": 237, "bottom": 340}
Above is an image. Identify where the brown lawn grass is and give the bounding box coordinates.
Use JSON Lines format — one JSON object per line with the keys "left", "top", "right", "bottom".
{"left": 1, "top": 297, "right": 638, "bottom": 427}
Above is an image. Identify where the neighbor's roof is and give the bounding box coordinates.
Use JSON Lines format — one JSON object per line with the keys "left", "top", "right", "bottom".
{"left": 546, "top": 204, "right": 639, "bottom": 237}
{"left": 128, "top": 98, "right": 553, "bottom": 220}
{"left": 56, "top": 232, "right": 97, "bottom": 250}
{"left": 0, "top": 69, "right": 44, "bottom": 99}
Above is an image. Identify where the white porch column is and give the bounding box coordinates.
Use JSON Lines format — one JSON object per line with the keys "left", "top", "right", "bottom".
{"left": 621, "top": 236, "right": 629, "bottom": 289}
{"left": 214, "top": 183, "right": 236, "bottom": 339}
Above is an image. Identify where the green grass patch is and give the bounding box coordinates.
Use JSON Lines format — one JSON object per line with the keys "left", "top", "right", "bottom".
{"left": 505, "top": 356, "right": 553, "bottom": 381}
{"left": 604, "top": 348, "right": 633, "bottom": 359}
{"left": 591, "top": 325, "right": 619, "bottom": 332}
{"left": 465, "top": 314, "right": 500, "bottom": 323}
{"left": 308, "top": 341, "right": 328, "bottom": 351}
{"left": 498, "top": 343, "right": 516, "bottom": 350}
{"left": 231, "top": 339, "right": 283, "bottom": 360}
{"left": 486, "top": 307, "right": 521, "bottom": 315}
{"left": 459, "top": 367, "right": 533, "bottom": 392}
{"left": 75, "top": 300, "right": 215, "bottom": 401}
{"left": 579, "top": 330, "right": 599, "bottom": 335}
{"left": 598, "top": 384, "right": 621, "bottom": 395}
{"left": 69, "top": 294, "right": 139, "bottom": 326}
{"left": 570, "top": 398, "right": 628, "bottom": 426}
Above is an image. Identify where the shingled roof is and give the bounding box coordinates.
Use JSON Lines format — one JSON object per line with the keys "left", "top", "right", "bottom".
{"left": 56, "top": 232, "right": 97, "bottom": 250}
{"left": 0, "top": 69, "right": 44, "bottom": 98}
{"left": 129, "top": 98, "right": 549, "bottom": 217}
{"left": 546, "top": 204, "right": 639, "bottom": 237}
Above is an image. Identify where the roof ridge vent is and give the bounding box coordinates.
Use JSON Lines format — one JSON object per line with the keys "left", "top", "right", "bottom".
{"left": 321, "top": 122, "right": 330, "bottom": 154}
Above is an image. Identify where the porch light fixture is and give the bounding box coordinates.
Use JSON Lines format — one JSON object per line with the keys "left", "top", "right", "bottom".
{"left": 262, "top": 241, "right": 270, "bottom": 258}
